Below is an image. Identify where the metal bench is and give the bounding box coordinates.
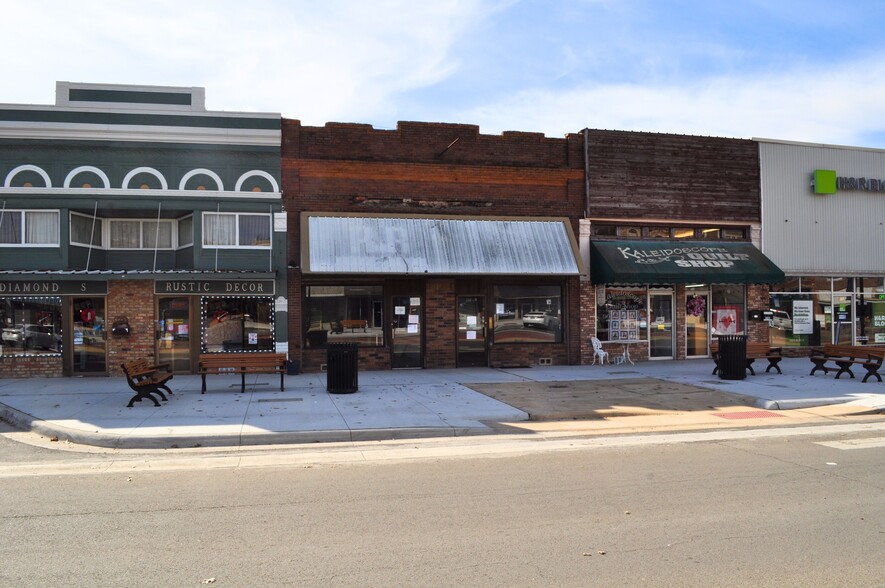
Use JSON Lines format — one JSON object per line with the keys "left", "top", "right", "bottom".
{"left": 121, "top": 360, "right": 173, "bottom": 407}
{"left": 198, "top": 353, "right": 287, "bottom": 393}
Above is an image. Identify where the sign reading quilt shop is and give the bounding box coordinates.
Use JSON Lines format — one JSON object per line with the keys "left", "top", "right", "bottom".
{"left": 589, "top": 240, "right": 785, "bottom": 284}
{"left": 0, "top": 280, "right": 107, "bottom": 295}
{"left": 155, "top": 280, "right": 275, "bottom": 295}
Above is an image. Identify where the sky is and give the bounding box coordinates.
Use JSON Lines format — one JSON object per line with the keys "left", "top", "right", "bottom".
{"left": 4, "top": 0, "right": 885, "bottom": 147}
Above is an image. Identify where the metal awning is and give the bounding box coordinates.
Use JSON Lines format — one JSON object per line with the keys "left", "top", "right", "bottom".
{"left": 589, "top": 240, "right": 785, "bottom": 284}
{"left": 302, "top": 214, "right": 583, "bottom": 275}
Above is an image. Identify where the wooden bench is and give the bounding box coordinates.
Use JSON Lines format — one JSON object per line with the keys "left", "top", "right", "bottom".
{"left": 121, "top": 360, "right": 173, "bottom": 407}
{"left": 331, "top": 319, "right": 368, "bottom": 333}
{"left": 198, "top": 353, "right": 287, "bottom": 394}
{"left": 809, "top": 344, "right": 885, "bottom": 382}
{"left": 711, "top": 341, "right": 783, "bottom": 376}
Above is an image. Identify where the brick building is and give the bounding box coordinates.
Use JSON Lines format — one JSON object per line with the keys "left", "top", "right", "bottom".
{"left": 284, "top": 123, "right": 785, "bottom": 372}
{"left": 283, "top": 121, "right": 585, "bottom": 371}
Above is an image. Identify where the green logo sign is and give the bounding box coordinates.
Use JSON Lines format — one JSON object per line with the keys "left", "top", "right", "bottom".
{"left": 814, "top": 169, "right": 885, "bottom": 194}
{"left": 813, "top": 170, "right": 837, "bottom": 194}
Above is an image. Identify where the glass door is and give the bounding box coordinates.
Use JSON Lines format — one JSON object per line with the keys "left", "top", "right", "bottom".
{"left": 457, "top": 295, "right": 487, "bottom": 367}
{"left": 72, "top": 297, "right": 106, "bottom": 373}
{"left": 391, "top": 295, "right": 422, "bottom": 368}
{"left": 649, "top": 290, "right": 674, "bottom": 359}
{"left": 157, "top": 297, "right": 192, "bottom": 372}
{"left": 833, "top": 294, "right": 853, "bottom": 344}
{"left": 685, "top": 289, "right": 709, "bottom": 357}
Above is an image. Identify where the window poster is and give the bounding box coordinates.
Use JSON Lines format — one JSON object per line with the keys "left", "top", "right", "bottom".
{"left": 714, "top": 306, "right": 739, "bottom": 335}
{"left": 792, "top": 300, "right": 813, "bottom": 334}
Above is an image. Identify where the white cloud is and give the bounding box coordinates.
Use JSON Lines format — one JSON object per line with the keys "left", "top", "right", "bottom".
{"left": 0, "top": 1, "right": 492, "bottom": 122}
{"left": 456, "top": 57, "right": 885, "bottom": 146}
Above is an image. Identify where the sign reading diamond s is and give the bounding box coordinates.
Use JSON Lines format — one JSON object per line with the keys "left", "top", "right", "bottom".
{"left": 814, "top": 169, "right": 885, "bottom": 194}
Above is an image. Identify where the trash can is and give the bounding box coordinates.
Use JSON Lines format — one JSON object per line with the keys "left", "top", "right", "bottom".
{"left": 286, "top": 360, "right": 300, "bottom": 376}
{"left": 717, "top": 334, "right": 747, "bottom": 380}
{"left": 327, "top": 342, "right": 359, "bottom": 393}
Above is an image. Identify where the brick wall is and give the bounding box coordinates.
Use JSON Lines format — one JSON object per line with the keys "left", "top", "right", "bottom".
{"left": 425, "top": 279, "right": 456, "bottom": 369}
{"left": 746, "top": 284, "right": 771, "bottom": 344}
{"left": 0, "top": 354, "right": 63, "bottom": 378}
{"left": 106, "top": 280, "right": 156, "bottom": 375}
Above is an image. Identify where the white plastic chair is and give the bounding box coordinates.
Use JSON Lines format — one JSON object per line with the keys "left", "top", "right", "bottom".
{"left": 590, "top": 337, "right": 609, "bottom": 365}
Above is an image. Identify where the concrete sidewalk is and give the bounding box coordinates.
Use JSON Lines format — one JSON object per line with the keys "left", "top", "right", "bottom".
{"left": 0, "top": 357, "right": 883, "bottom": 449}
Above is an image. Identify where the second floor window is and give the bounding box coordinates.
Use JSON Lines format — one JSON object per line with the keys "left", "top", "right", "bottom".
{"left": 0, "top": 210, "right": 59, "bottom": 246}
{"left": 109, "top": 220, "right": 173, "bottom": 249}
{"left": 203, "top": 213, "right": 271, "bottom": 248}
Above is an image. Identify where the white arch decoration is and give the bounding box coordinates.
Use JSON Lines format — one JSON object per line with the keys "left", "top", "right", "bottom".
{"left": 234, "top": 170, "right": 279, "bottom": 193}
{"left": 63, "top": 165, "right": 111, "bottom": 189}
{"left": 179, "top": 168, "right": 224, "bottom": 191}
{"left": 121, "top": 166, "right": 168, "bottom": 190}
{"left": 4, "top": 164, "right": 52, "bottom": 188}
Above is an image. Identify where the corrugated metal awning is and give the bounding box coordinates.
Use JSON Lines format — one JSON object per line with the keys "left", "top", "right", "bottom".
{"left": 302, "top": 214, "right": 583, "bottom": 275}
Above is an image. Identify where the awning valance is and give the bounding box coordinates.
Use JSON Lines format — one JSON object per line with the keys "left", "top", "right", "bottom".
{"left": 589, "top": 240, "right": 785, "bottom": 284}
{"left": 302, "top": 214, "right": 583, "bottom": 276}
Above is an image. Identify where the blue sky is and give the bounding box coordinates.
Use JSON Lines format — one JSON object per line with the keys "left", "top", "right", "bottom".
{"left": 4, "top": 0, "right": 885, "bottom": 147}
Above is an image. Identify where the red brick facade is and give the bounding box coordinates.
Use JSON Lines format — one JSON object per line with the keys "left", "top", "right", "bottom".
{"left": 283, "top": 120, "right": 586, "bottom": 371}
{"left": 106, "top": 280, "right": 157, "bottom": 376}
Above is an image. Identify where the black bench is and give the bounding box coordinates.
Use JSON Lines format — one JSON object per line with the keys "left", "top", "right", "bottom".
{"left": 121, "top": 360, "right": 173, "bottom": 407}
{"left": 809, "top": 344, "right": 885, "bottom": 382}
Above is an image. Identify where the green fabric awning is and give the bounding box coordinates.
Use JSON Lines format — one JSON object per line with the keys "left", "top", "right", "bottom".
{"left": 589, "top": 240, "right": 785, "bottom": 284}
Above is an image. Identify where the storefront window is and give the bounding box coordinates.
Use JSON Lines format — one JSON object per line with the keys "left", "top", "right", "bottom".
{"left": 202, "top": 297, "right": 274, "bottom": 353}
{"left": 304, "top": 285, "right": 384, "bottom": 348}
{"left": 492, "top": 284, "right": 563, "bottom": 343}
{"left": 597, "top": 287, "right": 647, "bottom": 342}
{"left": 768, "top": 277, "right": 880, "bottom": 347}
{"left": 711, "top": 285, "right": 746, "bottom": 337}
{"left": 859, "top": 278, "right": 885, "bottom": 345}
{"left": 0, "top": 297, "right": 62, "bottom": 355}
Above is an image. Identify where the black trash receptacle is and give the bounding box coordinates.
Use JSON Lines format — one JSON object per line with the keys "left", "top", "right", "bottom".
{"left": 327, "top": 342, "right": 359, "bottom": 393}
{"left": 717, "top": 335, "right": 747, "bottom": 380}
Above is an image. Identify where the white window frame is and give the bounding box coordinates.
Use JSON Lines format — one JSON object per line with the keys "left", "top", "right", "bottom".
{"left": 202, "top": 212, "right": 271, "bottom": 249}
{"left": 177, "top": 214, "right": 194, "bottom": 249}
{"left": 0, "top": 209, "right": 60, "bottom": 247}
